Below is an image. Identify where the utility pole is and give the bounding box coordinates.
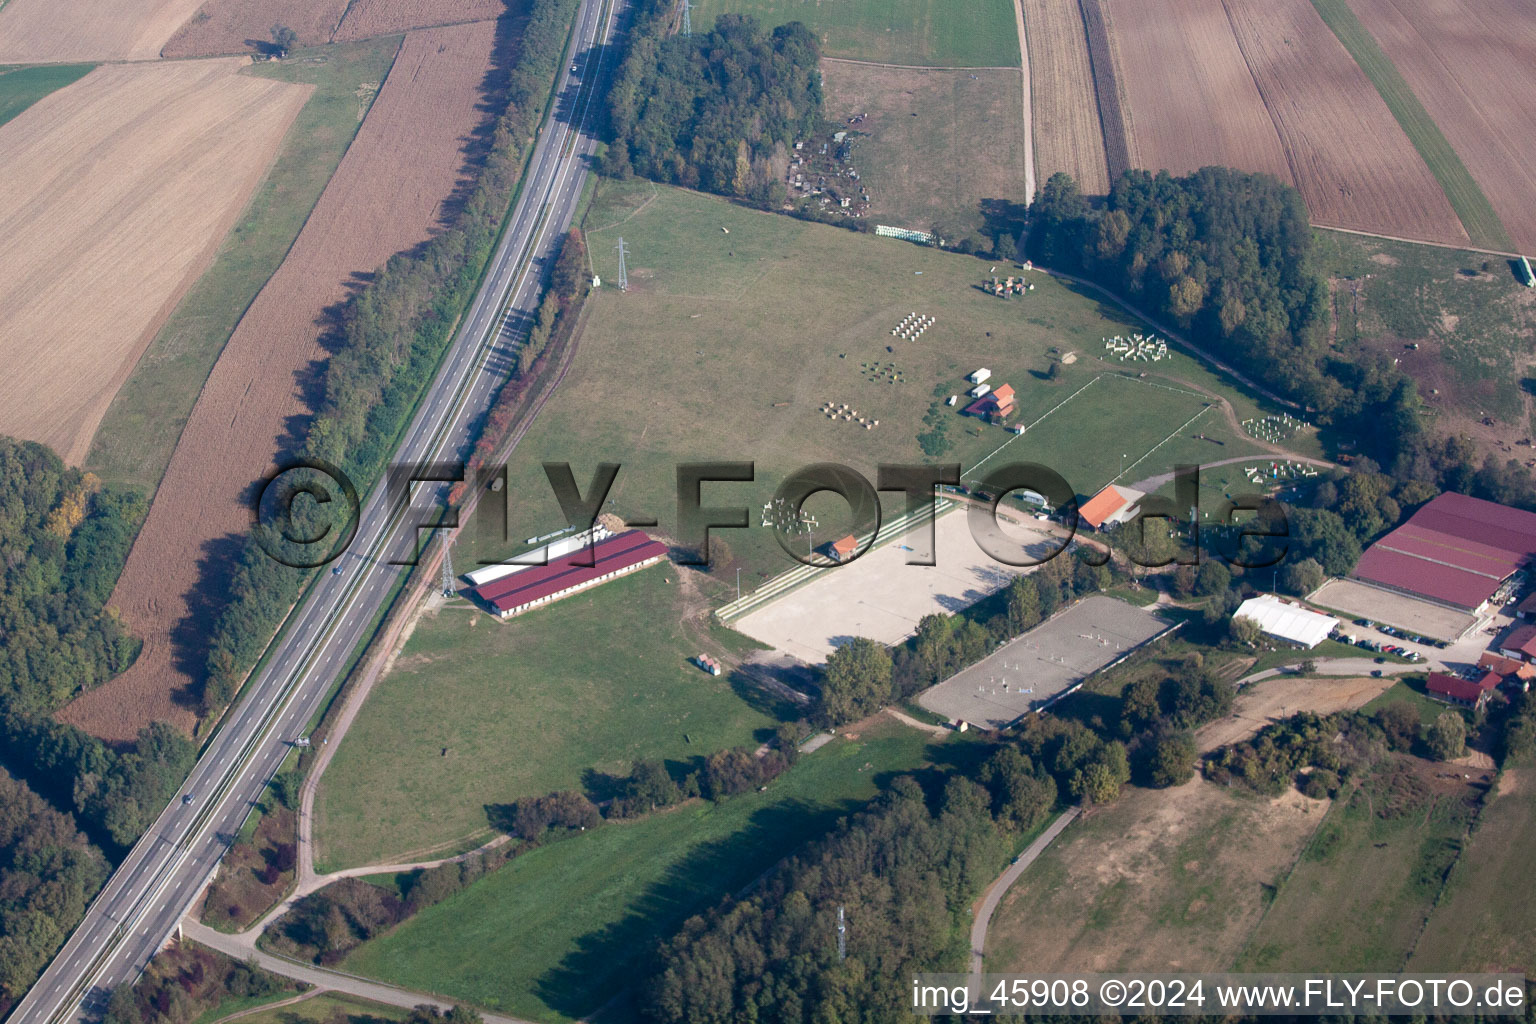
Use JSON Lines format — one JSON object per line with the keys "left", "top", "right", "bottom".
{"left": 735, "top": 566, "right": 742, "bottom": 602}
{"left": 614, "top": 237, "right": 629, "bottom": 292}
{"left": 441, "top": 530, "right": 456, "bottom": 597}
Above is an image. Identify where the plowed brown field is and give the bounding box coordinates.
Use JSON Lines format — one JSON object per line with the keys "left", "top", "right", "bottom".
{"left": 1101, "top": 0, "right": 1291, "bottom": 185}
{"left": 332, "top": 0, "right": 511, "bottom": 41}
{"left": 1022, "top": 0, "right": 1108, "bottom": 194}
{"left": 0, "top": 0, "right": 206, "bottom": 60}
{"left": 0, "top": 59, "right": 309, "bottom": 465}
{"left": 160, "top": 0, "right": 350, "bottom": 57}
{"left": 61, "top": 21, "right": 502, "bottom": 742}
{"left": 1348, "top": 0, "right": 1536, "bottom": 252}
{"left": 1222, "top": 0, "right": 1465, "bottom": 245}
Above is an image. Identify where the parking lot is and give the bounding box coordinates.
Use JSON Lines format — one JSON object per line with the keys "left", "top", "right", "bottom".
{"left": 1311, "top": 578, "right": 1480, "bottom": 642}
{"left": 916, "top": 595, "right": 1174, "bottom": 729}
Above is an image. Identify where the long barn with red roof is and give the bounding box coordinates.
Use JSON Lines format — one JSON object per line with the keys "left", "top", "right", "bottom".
{"left": 472, "top": 529, "right": 669, "bottom": 618}
{"left": 1351, "top": 492, "right": 1536, "bottom": 613}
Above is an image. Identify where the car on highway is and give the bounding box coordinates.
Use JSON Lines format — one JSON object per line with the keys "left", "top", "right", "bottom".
{"left": 182, "top": 793, "right": 193, "bottom": 805}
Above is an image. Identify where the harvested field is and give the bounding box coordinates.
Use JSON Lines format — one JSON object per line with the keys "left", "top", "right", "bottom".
{"left": 1021, "top": 0, "right": 1108, "bottom": 194}
{"left": 0, "top": 59, "right": 309, "bottom": 466}
{"left": 61, "top": 21, "right": 503, "bottom": 741}
{"left": 1222, "top": 0, "right": 1465, "bottom": 245}
{"left": 160, "top": 0, "right": 350, "bottom": 58}
{"left": 820, "top": 61, "right": 1028, "bottom": 239}
{"left": 1346, "top": 0, "right": 1536, "bottom": 252}
{"left": 987, "top": 779, "right": 1327, "bottom": 972}
{"left": 333, "top": 0, "right": 512, "bottom": 41}
{"left": 0, "top": 0, "right": 206, "bottom": 61}
{"left": 1100, "top": 0, "right": 1290, "bottom": 186}
{"left": 1076, "top": 0, "right": 1126, "bottom": 181}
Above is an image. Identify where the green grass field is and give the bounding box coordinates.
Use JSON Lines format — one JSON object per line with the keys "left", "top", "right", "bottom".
{"left": 0, "top": 63, "right": 93, "bottom": 127}
{"left": 344, "top": 719, "right": 940, "bottom": 1022}
{"left": 1308, "top": 0, "right": 1511, "bottom": 251}
{"left": 1311, "top": 227, "right": 1536, "bottom": 429}
{"left": 84, "top": 36, "right": 401, "bottom": 495}
{"left": 820, "top": 63, "right": 1027, "bottom": 240}
{"left": 462, "top": 181, "right": 1275, "bottom": 583}
{"left": 1238, "top": 756, "right": 1480, "bottom": 970}
{"left": 690, "top": 0, "right": 1018, "bottom": 66}
{"left": 1411, "top": 767, "right": 1536, "bottom": 972}
{"left": 200, "top": 993, "right": 406, "bottom": 1024}
{"left": 315, "top": 568, "right": 778, "bottom": 870}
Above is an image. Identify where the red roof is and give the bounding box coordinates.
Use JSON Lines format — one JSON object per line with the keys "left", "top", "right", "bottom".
{"left": 1079, "top": 485, "right": 1131, "bottom": 529}
{"left": 1478, "top": 652, "right": 1536, "bottom": 679}
{"left": 992, "top": 383, "right": 1015, "bottom": 405}
{"left": 1353, "top": 492, "right": 1536, "bottom": 608}
{"left": 474, "top": 530, "right": 667, "bottom": 613}
{"left": 1427, "top": 671, "right": 1499, "bottom": 703}
{"left": 1502, "top": 623, "right": 1536, "bottom": 657}
{"left": 832, "top": 535, "right": 859, "bottom": 556}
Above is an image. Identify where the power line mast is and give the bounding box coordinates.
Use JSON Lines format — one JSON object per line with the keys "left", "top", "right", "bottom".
{"left": 440, "top": 530, "right": 456, "bottom": 597}
{"left": 614, "top": 237, "right": 629, "bottom": 292}
{"left": 837, "top": 905, "right": 846, "bottom": 961}
{"left": 681, "top": 0, "right": 692, "bottom": 35}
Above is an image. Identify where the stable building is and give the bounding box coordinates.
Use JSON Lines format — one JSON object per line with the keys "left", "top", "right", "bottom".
{"left": 1078, "top": 484, "right": 1145, "bottom": 530}
{"left": 1351, "top": 492, "right": 1536, "bottom": 614}
{"left": 1427, "top": 670, "right": 1500, "bottom": 710}
{"left": 472, "top": 529, "right": 668, "bottom": 618}
{"left": 1233, "top": 594, "right": 1339, "bottom": 649}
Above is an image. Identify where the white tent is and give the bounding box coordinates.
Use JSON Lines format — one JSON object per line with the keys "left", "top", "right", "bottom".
{"left": 1234, "top": 594, "right": 1338, "bottom": 649}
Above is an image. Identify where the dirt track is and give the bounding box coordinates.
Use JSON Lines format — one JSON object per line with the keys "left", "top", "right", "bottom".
{"left": 61, "top": 21, "right": 503, "bottom": 741}
{"left": 1196, "top": 673, "right": 1397, "bottom": 752}
{"left": 0, "top": 59, "right": 309, "bottom": 466}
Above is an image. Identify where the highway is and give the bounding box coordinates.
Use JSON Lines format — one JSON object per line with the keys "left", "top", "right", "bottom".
{"left": 10, "top": 0, "right": 622, "bottom": 1018}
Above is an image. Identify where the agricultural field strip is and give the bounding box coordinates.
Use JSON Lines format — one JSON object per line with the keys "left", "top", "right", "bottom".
{"left": 68, "top": 21, "right": 502, "bottom": 740}
{"left": 0, "top": 59, "right": 310, "bottom": 465}
{"left": 1309, "top": 0, "right": 1512, "bottom": 251}
{"left": 9, "top": 0, "right": 620, "bottom": 1017}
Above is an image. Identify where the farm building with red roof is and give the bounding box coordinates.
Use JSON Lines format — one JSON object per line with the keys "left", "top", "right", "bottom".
{"left": 1350, "top": 492, "right": 1536, "bottom": 612}
{"left": 471, "top": 529, "right": 668, "bottom": 618}
{"left": 1426, "top": 670, "right": 1501, "bottom": 709}
{"left": 1078, "top": 484, "right": 1145, "bottom": 530}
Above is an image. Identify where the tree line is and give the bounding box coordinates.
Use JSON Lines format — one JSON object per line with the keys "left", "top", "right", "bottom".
{"left": 603, "top": 10, "right": 820, "bottom": 206}
{"left": 199, "top": 0, "right": 584, "bottom": 719}
{"left": 0, "top": 437, "right": 198, "bottom": 1011}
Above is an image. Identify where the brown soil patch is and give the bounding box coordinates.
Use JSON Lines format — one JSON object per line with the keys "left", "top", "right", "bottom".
{"left": 161, "top": 0, "right": 351, "bottom": 57}
{"left": 1101, "top": 0, "right": 1291, "bottom": 186}
{"left": 1223, "top": 0, "right": 1466, "bottom": 245}
{"left": 0, "top": 60, "right": 309, "bottom": 466}
{"left": 1197, "top": 673, "right": 1397, "bottom": 753}
{"left": 60, "top": 21, "right": 503, "bottom": 742}
{"left": 988, "top": 778, "right": 1326, "bottom": 972}
{"left": 1348, "top": 0, "right": 1536, "bottom": 251}
{"left": 1022, "top": 0, "right": 1110, "bottom": 193}
{"left": 332, "top": 0, "right": 513, "bottom": 41}
{"left": 0, "top": 0, "right": 207, "bottom": 60}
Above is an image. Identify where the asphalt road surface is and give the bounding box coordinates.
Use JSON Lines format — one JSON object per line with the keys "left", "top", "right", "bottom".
{"left": 11, "top": 0, "right": 623, "bottom": 1018}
